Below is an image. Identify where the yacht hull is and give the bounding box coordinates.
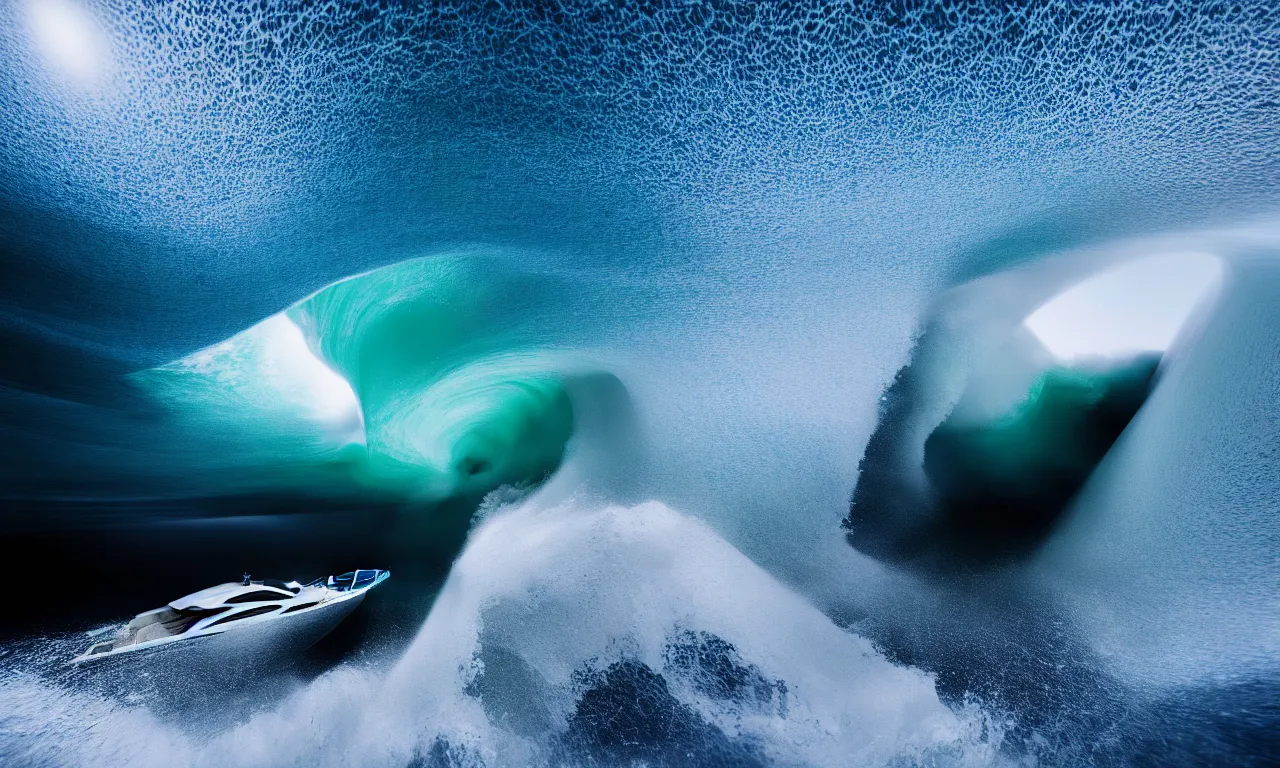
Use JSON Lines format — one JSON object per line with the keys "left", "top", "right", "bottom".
{"left": 74, "top": 591, "right": 366, "bottom": 683}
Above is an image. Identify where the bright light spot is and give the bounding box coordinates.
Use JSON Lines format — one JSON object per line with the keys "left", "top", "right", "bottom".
{"left": 257, "top": 314, "right": 365, "bottom": 444}
{"left": 1024, "top": 253, "right": 1223, "bottom": 362}
{"left": 175, "top": 313, "right": 365, "bottom": 446}
{"left": 26, "top": 0, "right": 110, "bottom": 86}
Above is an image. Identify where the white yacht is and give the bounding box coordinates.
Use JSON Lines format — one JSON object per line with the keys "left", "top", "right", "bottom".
{"left": 70, "top": 569, "right": 389, "bottom": 666}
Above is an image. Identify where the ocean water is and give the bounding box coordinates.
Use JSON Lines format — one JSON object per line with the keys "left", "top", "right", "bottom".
{"left": 1, "top": 2, "right": 1278, "bottom": 766}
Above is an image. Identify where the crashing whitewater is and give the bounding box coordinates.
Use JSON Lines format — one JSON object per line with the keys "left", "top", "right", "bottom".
{"left": 1, "top": 497, "right": 1004, "bottom": 768}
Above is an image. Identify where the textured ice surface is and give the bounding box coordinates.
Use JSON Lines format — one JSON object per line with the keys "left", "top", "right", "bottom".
{"left": 2, "top": 2, "right": 1277, "bottom": 297}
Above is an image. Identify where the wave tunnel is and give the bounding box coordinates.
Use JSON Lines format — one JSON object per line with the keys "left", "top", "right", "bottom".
{"left": 847, "top": 249, "right": 1227, "bottom": 565}
{"left": 133, "top": 251, "right": 604, "bottom": 503}
{"left": 1, "top": 2, "right": 1278, "bottom": 767}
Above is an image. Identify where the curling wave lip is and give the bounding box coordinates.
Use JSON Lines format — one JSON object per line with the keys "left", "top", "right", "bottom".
{"left": 68, "top": 569, "right": 389, "bottom": 667}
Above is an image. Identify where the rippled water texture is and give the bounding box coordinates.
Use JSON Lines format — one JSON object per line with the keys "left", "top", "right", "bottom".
{"left": 1, "top": 2, "right": 1278, "bottom": 767}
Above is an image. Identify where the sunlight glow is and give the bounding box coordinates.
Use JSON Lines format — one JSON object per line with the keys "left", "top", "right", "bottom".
{"left": 26, "top": 0, "right": 109, "bottom": 86}
{"left": 1024, "top": 253, "right": 1223, "bottom": 362}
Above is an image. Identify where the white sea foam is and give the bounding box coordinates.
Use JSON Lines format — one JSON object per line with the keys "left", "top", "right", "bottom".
{"left": 1, "top": 498, "right": 1004, "bottom": 767}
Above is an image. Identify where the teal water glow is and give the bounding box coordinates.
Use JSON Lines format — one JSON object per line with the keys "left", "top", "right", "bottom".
{"left": 925, "top": 355, "right": 1160, "bottom": 529}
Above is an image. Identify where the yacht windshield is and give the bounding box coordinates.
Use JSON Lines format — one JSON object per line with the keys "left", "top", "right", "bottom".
{"left": 225, "top": 590, "right": 293, "bottom": 604}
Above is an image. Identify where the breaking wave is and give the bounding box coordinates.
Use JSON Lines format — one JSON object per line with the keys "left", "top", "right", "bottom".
{"left": 129, "top": 250, "right": 620, "bottom": 505}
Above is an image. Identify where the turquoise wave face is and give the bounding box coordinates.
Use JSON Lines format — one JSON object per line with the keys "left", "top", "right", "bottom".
{"left": 924, "top": 354, "right": 1161, "bottom": 536}
{"left": 133, "top": 251, "right": 593, "bottom": 501}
